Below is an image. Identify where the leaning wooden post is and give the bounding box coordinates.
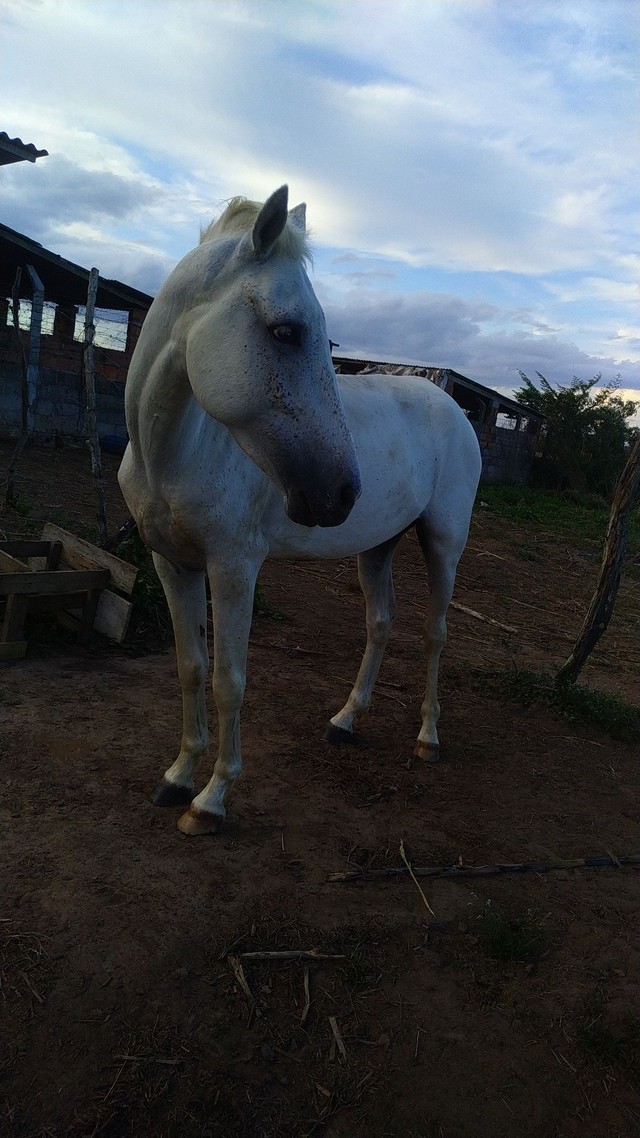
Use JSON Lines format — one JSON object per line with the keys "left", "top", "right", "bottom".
{"left": 557, "top": 435, "right": 640, "bottom": 685}
{"left": 83, "top": 268, "right": 108, "bottom": 545}
{"left": 3, "top": 269, "right": 30, "bottom": 509}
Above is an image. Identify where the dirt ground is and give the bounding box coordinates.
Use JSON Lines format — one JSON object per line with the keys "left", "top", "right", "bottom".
{"left": 1, "top": 438, "right": 639, "bottom": 1138}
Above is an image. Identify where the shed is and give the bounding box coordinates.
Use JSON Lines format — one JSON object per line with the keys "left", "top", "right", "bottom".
{"left": 0, "top": 224, "right": 152, "bottom": 443}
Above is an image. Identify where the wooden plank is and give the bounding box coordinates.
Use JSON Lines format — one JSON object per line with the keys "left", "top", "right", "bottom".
{"left": 77, "top": 588, "right": 102, "bottom": 646}
{"left": 57, "top": 546, "right": 106, "bottom": 574}
{"left": 60, "top": 589, "right": 134, "bottom": 643}
{"left": 95, "top": 589, "right": 133, "bottom": 641}
{"left": 2, "top": 593, "right": 29, "bottom": 643}
{"left": 0, "top": 568, "right": 109, "bottom": 596}
{"left": 41, "top": 524, "right": 138, "bottom": 594}
{"left": 0, "top": 549, "right": 33, "bottom": 574}
{"left": 45, "top": 542, "right": 63, "bottom": 570}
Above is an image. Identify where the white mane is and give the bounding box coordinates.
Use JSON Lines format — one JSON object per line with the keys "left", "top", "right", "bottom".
{"left": 200, "top": 196, "right": 311, "bottom": 262}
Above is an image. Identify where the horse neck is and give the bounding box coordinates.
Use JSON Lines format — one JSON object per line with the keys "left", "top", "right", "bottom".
{"left": 128, "top": 241, "right": 235, "bottom": 456}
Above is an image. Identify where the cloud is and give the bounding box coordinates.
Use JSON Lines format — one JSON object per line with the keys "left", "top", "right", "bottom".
{"left": 321, "top": 285, "right": 640, "bottom": 392}
{"left": 1, "top": 155, "right": 158, "bottom": 235}
{"left": 0, "top": 0, "right": 637, "bottom": 395}
{"left": 3, "top": 0, "right": 635, "bottom": 276}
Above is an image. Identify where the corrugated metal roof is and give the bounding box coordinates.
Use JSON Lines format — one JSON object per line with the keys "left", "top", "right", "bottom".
{"left": 0, "top": 223, "right": 153, "bottom": 311}
{"left": 332, "top": 355, "right": 543, "bottom": 419}
{"left": 0, "top": 132, "right": 49, "bottom": 166}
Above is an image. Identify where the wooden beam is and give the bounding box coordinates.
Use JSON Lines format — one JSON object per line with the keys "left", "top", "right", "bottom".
{"left": 41, "top": 524, "right": 137, "bottom": 594}
{"left": 0, "top": 549, "right": 33, "bottom": 574}
{"left": 0, "top": 568, "right": 110, "bottom": 596}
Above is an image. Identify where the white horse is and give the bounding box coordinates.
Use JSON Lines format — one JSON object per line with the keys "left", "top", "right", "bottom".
{"left": 119, "top": 185, "right": 481, "bottom": 836}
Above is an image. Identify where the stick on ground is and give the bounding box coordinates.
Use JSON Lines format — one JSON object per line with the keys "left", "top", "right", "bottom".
{"left": 329, "top": 1016, "right": 347, "bottom": 1060}
{"left": 239, "top": 949, "right": 345, "bottom": 962}
{"left": 301, "top": 966, "right": 311, "bottom": 1026}
{"left": 399, "top": 839, "right": 435, "bottom": 916}
{"left": 228, "top": 954, "right": 260, "bottom": 1016}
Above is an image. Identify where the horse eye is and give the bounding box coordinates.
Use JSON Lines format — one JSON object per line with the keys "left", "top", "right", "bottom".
{"left": 270, "top": 323, "right": 302, "bottom": 346}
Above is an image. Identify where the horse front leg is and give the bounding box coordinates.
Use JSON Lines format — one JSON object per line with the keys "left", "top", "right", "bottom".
{"left": 151, "top": 553, "right": 209, "bottom": 806}
{"left": 177, "top": 556, "right": 262, "bottom": 836}
{"left": 326, "top": 535, "right": 400, "bottom": 744}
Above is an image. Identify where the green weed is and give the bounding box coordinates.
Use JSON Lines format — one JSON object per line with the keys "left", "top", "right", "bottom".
{"left": 471, "top": 666, "right": 640, "bottom": 743}
{"left": 477, "top": 484, "right": 639, "bottom": 552}
{"left": 507, "top": 668, "right": 639, "bottom": 742}
{"left": 114, "top": 529, "right": 171, "bottom": 642}
{"left": 480, "top": 904, "right": 547, "bottom": 964}
{"left": 13, "top": 498, "right": 32, "bottom": 518}
{"left": 253, "top": 580, "right": 285, "bottom": 621}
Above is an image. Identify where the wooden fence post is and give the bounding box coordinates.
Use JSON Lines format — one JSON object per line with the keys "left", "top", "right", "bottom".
{"left": 3, "top": 269, "right": 33, "bottom": 509}
{"left": 84, "top": 268, "right": 108, "bottom": 545}
{"left": 557, "top": 436, "right": 640, "bottom": 685}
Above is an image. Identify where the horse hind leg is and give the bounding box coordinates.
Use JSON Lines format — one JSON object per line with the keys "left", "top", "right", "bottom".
{"left": 150, "top": 553, "right": 209, "bottom": 807}
{"left": 412, "top": 516, "right": 465, "bottom": 762}
{"left": 326, "top": 534, "right": 401, "bottom": 745}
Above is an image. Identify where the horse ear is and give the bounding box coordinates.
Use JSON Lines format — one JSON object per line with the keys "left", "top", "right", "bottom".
{"left": 252, "top": 185, "right": 289, "bottom": 256}
{"left": 289, "top": 202, "right": 306, "bottom": 233}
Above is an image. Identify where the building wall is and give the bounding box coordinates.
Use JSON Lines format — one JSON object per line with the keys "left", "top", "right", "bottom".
{"left": 0, "top": 297, "right": 144, "bottom": 443}
{"left": 0, "top": 361, "right": 127, "bottom": 443}
{"left": 474, "top": 422, "right": 537, "bottom": 484}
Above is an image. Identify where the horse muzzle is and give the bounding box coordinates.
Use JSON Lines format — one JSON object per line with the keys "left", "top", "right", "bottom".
{"left": 285, "top": 471, "right": 361, "bottom": 528}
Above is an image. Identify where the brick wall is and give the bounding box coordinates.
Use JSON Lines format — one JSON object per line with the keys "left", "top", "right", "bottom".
{"left": 0, "top": 296, "right": 145, "bottom": 444}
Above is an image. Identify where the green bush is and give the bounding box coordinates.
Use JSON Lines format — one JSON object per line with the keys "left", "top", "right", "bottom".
{"left": 514, "top": 373, "right": 639, "bottom": 496}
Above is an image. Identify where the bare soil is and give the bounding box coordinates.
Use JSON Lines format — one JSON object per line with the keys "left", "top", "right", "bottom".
{"left": 1, "top": 438, "right": 639, "bottom": 1138}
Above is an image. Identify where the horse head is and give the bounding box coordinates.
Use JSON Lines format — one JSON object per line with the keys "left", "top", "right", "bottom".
{"left": 185, "top": 186, "right": 361, "bottom": 527}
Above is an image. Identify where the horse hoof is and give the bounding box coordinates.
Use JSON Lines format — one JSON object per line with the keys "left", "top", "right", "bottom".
{"left": 325, "top": 723, "right": 360, "bottom": 746}
{"left": 151, "top": 779, "right": 194, "bottom": 807}
{"left": 177, "top": 806, "right": 225, "bottom": 836}
{"left": 413, "top": 741, "right": 441, "bottom": 763}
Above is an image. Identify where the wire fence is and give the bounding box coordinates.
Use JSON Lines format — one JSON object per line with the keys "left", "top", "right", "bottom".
{"left": 4, "top": 298, "right": 135, "bottom": 352}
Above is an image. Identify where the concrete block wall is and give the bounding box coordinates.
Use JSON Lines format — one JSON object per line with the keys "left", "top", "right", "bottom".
{"left": 476, "top": 424, "right": 535, "bottom": 484}
{"left": 0, "top": 361, "right": 127, "bottom": 443}
{"left": 0, "top": 294, "right": 145, "bottom": 444}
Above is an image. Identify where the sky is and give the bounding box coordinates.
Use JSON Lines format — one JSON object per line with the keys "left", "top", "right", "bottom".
{"left": 1, "top": 0, "right": 639, "bottom": 415}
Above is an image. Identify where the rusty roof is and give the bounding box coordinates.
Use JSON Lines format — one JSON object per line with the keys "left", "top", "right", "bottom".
{"left": 332, "top": 355, "right": 543, "bottom": 419}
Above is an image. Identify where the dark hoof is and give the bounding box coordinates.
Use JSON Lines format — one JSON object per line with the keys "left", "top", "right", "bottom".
{"left": 412, "top": 741, "right": 441, "bottom": 763}
{"left": 151, "top": 779, "right": 194, "bottom": 807}
{"left": 325, "top": 723, "right": 360, "bottom": 746}
{"left": 177, "top": 807, "right": 225, "bottom": 836}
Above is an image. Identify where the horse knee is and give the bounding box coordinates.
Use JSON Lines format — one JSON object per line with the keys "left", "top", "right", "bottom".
{"left": 424, "top": 615, "right": 447, "bottom": 654}
{"left": 178, "top": 657, "right": 208, "bottom": 693}
{"left": 212, "top": 668, "right": 245, "bottom": 714}
{"left": 366, "top": 616, "right": 392, "bottom": 646}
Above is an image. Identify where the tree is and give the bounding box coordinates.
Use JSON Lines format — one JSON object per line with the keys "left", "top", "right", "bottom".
{"left": 514, "top": 373, "right": 639, "bottom": 496}
{"left": 557, "top": 435, "right": 640, "bottom": 684}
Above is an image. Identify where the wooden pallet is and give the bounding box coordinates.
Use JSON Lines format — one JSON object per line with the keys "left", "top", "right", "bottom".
{"left": 0, "top": 523, "right": 138, "bottom": 661}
